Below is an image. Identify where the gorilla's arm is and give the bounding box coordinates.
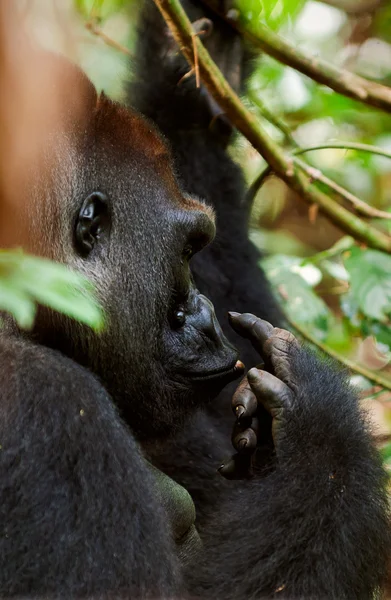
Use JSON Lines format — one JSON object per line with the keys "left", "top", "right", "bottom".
{"left": 0, "top": 335, "right": 179, "bottom": 598}
{"left": 190, "top": 317, "right": 390, "bottom": 599}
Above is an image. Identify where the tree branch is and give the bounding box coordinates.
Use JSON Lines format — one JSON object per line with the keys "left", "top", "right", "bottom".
{"left": 153, "top": 0, "right": 391, "bottom": 253}
{"left": 293, "top": 156, "right": 391, "bottom": 220}
{"left": 288, "top": 318, "right": 391, "bottom": 392}
{"left": 294, "top": 141, "right": 391, "bottom": 161}
{"left": 200, "top": 0, "right": 391, "bottom": 114}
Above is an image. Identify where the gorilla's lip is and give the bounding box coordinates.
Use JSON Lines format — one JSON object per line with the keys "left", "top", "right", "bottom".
{"left": 187, "top": 359, "right": 244, "bottom": 383}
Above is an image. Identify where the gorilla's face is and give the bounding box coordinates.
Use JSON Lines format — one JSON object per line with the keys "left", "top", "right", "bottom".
{"left": 29, "top": 90, "right": 242, "bottom": 438}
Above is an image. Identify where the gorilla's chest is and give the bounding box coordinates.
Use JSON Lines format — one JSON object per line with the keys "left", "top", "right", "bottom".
{"left": 148, "top": 463, "right": 202, "bottom": 564}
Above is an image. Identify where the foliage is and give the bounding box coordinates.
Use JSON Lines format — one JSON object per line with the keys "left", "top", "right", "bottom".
{"left": 0, "top": 251, "right": 104, "bottom": 331}
{"left": 343, "top": 247, "right": 391, "bottom": 322}
{"left": 74, "top": 0, "right": 128, "bottom": 20}
{"left": 235, "top": 0, "right": 306, "bottom": 31}
{"left": 261, "top": 242, "right": 391, "bottom": 357}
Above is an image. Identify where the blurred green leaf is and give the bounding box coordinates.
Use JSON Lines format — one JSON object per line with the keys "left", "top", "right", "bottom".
{"left": 343, "top": 247, "right": 391, "bottom": 323}
{"left": 236, "top": 0, "right": 306, "bottom": 31}
{"left": 74, "top": 0, "right": 127, "bottom": 20}
{"left": 381, "top": 441, "right": 391, "bottom": 467}
{"left": 0, "top": 251, "right": 104, "bottom": 331}
{"left": 361, "top": 320, "right": 391, "bottom": 351}
{"left": 261, "top": 254, "right": 333, "bottom": 333}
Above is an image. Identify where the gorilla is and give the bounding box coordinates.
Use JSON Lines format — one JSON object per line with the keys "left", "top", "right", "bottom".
{"left": 0, "top": 1, "right": 389, "bottom": 598}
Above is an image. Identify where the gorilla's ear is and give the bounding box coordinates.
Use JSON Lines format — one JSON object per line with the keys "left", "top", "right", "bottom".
{"left": 74, "top": 192, "right": 110, "bottom": 257}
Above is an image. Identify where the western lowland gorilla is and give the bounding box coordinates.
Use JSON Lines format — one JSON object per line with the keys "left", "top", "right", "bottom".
{"left": 0, "top": 0, "right": 389, "bottom": 598}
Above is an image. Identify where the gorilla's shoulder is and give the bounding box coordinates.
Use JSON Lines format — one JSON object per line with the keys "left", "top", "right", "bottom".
{"left": 0, "top": 333, "right": 100, "bottom": 388}
{"left": 0, "top": 333, "right": 179, "bottom": 597}
{"left": 0, "top": 333, "right": 133, "bottom": 455}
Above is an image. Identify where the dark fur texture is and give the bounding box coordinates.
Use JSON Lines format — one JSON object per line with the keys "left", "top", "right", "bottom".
{"left": 0, "top": 1, "right": 389, "bottom": 598}
{"left": 130, "top": 2, "right": 390, "bottom": 598}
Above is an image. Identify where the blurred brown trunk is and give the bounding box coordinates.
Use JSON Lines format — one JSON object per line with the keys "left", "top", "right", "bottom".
{"left": 0, "top": 3, "right": 92, "bottom": 251}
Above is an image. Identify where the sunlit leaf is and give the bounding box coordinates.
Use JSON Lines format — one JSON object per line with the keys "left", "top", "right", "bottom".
{"left": 74, "top": 0, "right": 127, "bottom": 20}
{"left": 236, "top": 0, "right": 306, "bottom": 31}
{"left": 0, "top": 251, "right": 104, "bottom": 331}
{"left": 344, "top": 247, "right": 391, "bottom": 323}
{"left": 261, "top": 255, "right": 332, "bottom": 332}
{"left": 0, "top": 282, "right": 36, "bottom": 329}
{"left": 381, "top": 442, "right": 391, "bottom": 466}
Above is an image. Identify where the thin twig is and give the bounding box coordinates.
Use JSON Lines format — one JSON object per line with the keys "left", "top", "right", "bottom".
{"left": 248, "top": 91, "right": 299, "bottom": 148}
{"left": 295, "top": 142, "right": 391, "bottom": 161}
{"left": 153, "top": 0, "right": 391, "bottom": 253}
{"left": 293, "top": 156, "right": 391, "bottom": 220}
{"left": 85, "top": 20, "right": 132, "bottom": 57}
{"left": 199, "top": 0, "right": 391, "bottom": 114}
{"left": 288, "top": 318, "right": 391, "bottom": 391}
{"left": 248, "top": 144, "right": 391, "bottom": 220}
{"left": 192, "top": 33, "right": 200, "bottom": 88}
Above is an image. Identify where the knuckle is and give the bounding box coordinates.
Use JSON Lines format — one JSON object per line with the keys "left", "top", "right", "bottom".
{"left": 273, "top": 328, "right": 297, "bottom": 344}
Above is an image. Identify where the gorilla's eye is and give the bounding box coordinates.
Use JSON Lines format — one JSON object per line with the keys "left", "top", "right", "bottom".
{"left": 183, "top": 245, "right": 193, "bottom": 260}
{"left": 172, "top": 310, "right": 186, "bottom": 328}
{"left": 74, "top": 192, "right": 110, "bottom": 257}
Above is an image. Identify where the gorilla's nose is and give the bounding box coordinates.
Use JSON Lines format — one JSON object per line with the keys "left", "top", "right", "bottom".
{"left": 194, "top": 294, "right": 234, "bottom": 350}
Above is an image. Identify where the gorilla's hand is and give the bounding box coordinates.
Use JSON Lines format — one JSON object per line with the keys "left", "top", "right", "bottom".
{"left": 219, "top": 313, "right": 300, "bottom": 480}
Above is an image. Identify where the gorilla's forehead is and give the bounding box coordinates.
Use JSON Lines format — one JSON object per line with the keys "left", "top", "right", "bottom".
{"left": 91, "top": 95, "right": 173, "bottom": 171}
{"left": 28, "top": 91, "right": 215, "bottom": 267}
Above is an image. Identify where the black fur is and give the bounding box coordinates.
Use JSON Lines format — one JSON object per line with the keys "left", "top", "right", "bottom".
{"left": 0, "top": 336, "right": 179, "bottom": 598}
{"left": 130, "top": 2, "right": 390, "bottom": 598}
{"left": 0, "top": 1, "right": 389, "bottom": 598}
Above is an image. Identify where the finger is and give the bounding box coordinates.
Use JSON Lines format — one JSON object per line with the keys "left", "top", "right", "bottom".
{"left": 218, "top": 453, "right": 253, "bottom": 480}
{"left": 232, "top": 426, "right": 257, "bottom": 454}
{"left": 263, "top": 330, "right": 299, "bottom": 382}
{"left": 232, "top": 417, "right": 259, "bottom": 439}
{"left": 228, "top": 313, "right": 274, "bottom": 359}
{"left": 232, "top": 380, "right": 258, "bottom": 420}
{"left": 247, "top": 368, "right": 293, "bottom": 417}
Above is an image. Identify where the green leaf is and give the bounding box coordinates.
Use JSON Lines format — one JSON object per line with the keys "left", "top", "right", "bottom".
{"left": 261, "top": 254, "right": 333, "bottom": 333}
{"left": 74, "top": 0, "right": 127, "bottom": 20}
{"left": 343, "top": 247, "right": 391, "bottom": 323}
{"left": 0, "top": 282, "right": 36, "bottom": 329}
{"left": 236, "top": 0, "right": 306, "bottom": 31}
{"left": 381, "top": 442, "right": 391, "bottom": 466}
{"left": 361, "top": 319, "right": 391, "bottom": 351}
{"left": 0, "top": 251, "right": 104, "bottom": 331}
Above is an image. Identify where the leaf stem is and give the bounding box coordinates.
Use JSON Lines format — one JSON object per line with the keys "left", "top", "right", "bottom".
{"left": 295, "top": 142, "right": 391, "bottom": 161}
{"left": 288, "top": 318, "right": 391, "bottom": 391}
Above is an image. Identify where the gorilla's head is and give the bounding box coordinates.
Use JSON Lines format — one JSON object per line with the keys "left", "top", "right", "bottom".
{"left": 24, "top": 65, "right": 242, "bottom": 438}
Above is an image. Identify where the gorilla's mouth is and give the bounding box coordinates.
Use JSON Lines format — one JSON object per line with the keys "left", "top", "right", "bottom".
{"left": 188, "top": 359, "right": 245, "bottom": 384}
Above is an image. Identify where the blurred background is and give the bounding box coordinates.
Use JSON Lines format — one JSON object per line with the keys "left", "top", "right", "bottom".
{"left": 4, "top": 0, "right": 391, "bottom": 456}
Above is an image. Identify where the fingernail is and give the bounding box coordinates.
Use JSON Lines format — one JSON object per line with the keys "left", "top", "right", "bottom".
{"left": 235, "top": 405, "right": 245, "bottom": 419}
{"left": 237, "top": 438, "right": 247, "bottom": 451}
{"left": 234, "top": 360, "right": 245, "bottom": 372}
{"left": 247, "top": 368, "right": 261, "bottom": 382}
{"left": 228, "top": 311, "right": 241, "bottom": 319}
